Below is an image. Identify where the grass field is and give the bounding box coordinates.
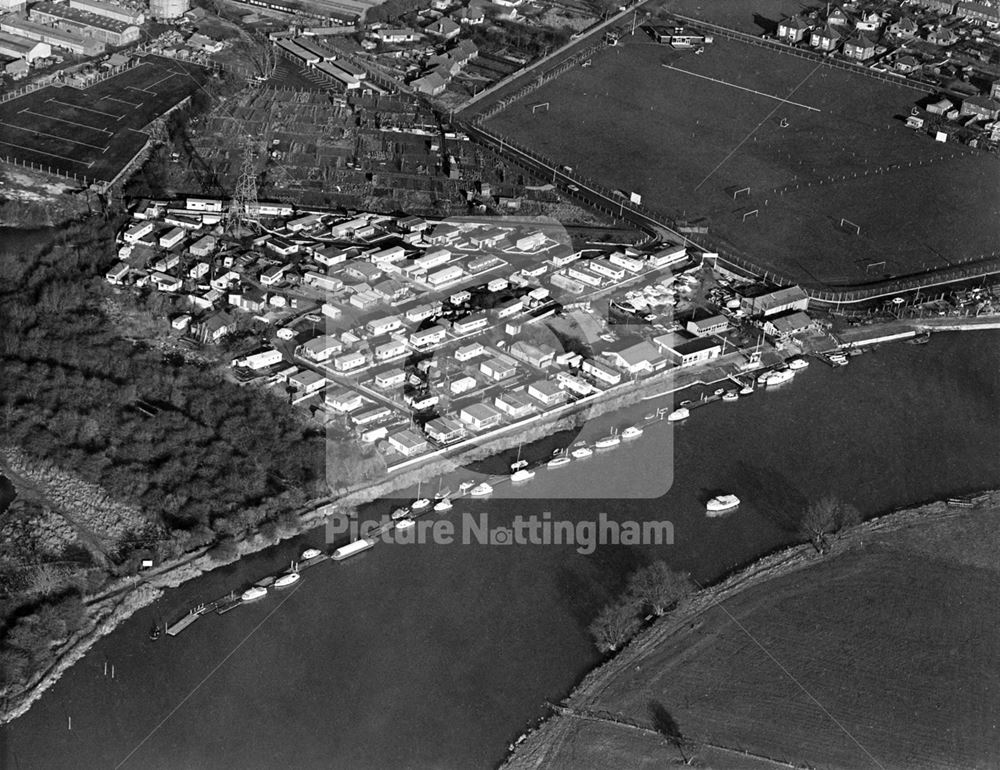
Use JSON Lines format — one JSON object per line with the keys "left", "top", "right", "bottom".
{"left": 487, "top": 35, "right": 1000, "bottom": 287}
{"left": 0, "top": 55, "right": 206, "bottom": 183}
{"left": 662, "top": 0, "right": 812, "bottom": 34}
{"left": 507, "top": 505, "right": 1000, "bottom": 768}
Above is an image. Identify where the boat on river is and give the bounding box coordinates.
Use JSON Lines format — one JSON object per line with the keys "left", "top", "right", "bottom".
{"left": 332, "top": 537, "right": 376, "bottom": 560}
{"left": 571, "top": 445, "right": 593, "bottom": 459}
{"left": 547, "top": 455, "right": 572, "bottom": 469}
{"left": 787, "top": 356, "right": 809, "bottom": 370}
{"left": 722, "top": 390, "right": 739, "bottom": 402}
{"left": 391, "top": 507, "right": 410, "bottom": 521}
{"left": 395, "top": 517, "right": 415, "bottom": 530}
{"left": 470, "top": 482, "right": 494, "bottom": 497}
{"left": 595, "top": 435, "right": 620, "bottom": 450}
{"left": 241, "top": 585, "right": 268, "bottom": 602}
{"left": 666, "top": 407, "right": 690, "bottom": 422}
{"left": 621, "top": 425, "right": 643, "bottom": 440}
{"left": 301, "top": 548, "right": 322, "bottom": 561}
{"left": 739, "top": 384, "right": 754, "bottom": 396}
{"left": 433, "top": 498, "right": 453, "bottom": 512}
{"left": 761, "top": 368, "right": 794, "bottom": 386}
{"left": 706, "top": 494, "right": 741, "bottom": 516}
{"left": 511, "top": 468, "right": 535, "bottom": 483}
{"left": 274, "top": 571, "right": 300, "bottom": 588}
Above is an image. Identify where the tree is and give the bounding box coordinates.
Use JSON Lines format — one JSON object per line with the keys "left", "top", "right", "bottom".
{"left": 649, "top": 701, "right": 694, "bottom": 764}
{"left": 627, "top": 562, "right": 695, "bottom": 616}
{"left": 588, "top": 602, "right": 641, "bottom": 653}
{"left": 799, "top": 496, "right": 863, "bottom": 553}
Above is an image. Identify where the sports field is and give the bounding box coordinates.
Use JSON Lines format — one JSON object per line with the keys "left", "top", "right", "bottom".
{"left": 487, "top": 35, "right": 1000, "bottom": 287}
{"left": 0, "top": 56, "right": 206, "bottom": 183}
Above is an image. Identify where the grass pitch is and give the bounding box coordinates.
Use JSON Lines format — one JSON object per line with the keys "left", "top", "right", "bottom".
{"left": 487, "top": 35, "right": 1000, "bottom": 287}
{"left": 0, "top": 56, "right": 206, "bottom": 183}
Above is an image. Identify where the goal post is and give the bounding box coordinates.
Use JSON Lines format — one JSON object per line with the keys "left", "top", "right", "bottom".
{"left": 840, "top": 218, "right": 861, "bottom": 235}
{"left": 732, "top": 186, "right": 751, "bottom": 200}
{"left": 531, "top": 102, "right": 549, "bottom": 114}
{"left": 742, "top": 209, "right": 759, "bottom": 222}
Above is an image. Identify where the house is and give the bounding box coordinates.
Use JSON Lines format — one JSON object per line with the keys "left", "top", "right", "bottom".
{"left": 926, "top": 26, "right": 958, "bottom": 46}
{"left": 494, "top": 390, "right": 535, "bottom": 419}
{"left": 527, "top": 379, "right": 567, "bottom": 406}
{"left": 388, "top": 429, "right": 429, "bottom": 457}
{"left": 106, "top": 262, "right": 130, "bottom": 284}
{"left": 843, "top": 34, "right": 877, "bottom": 61}
{"left": 609, "top": 251, "right": 644, "bottom": 273}
{"left": 855, "top": 11, "right": 883, "bottom": 32}
{"left": 234, "top": 349, "right": 283, "bottom": 370}
{"left": 581, "top": 358, "right": 622, "bottom": 386}
{"left": 189, "top": 234, "right": 217, "bottom": 258}
{"left": 194, "top": 312, "right": 233, "bottom": 343}
{"left": 459, "top": 402, "right": 503, "bottom": 430}
{"left": 375, "top": 368, "right": 406, "bottom": 389}
{"left": 326, "top": 388, "right": 364, "bottom": 412}
{"left": 369, "top": 245, "right": 406, "bottom": 266}
{"left": 149, "top": 272, "right": 182, "bottom": 292}
{"left": 469, "top": 227, "right": 507, "bottom": 248}
{"left": 455, "top": 341, "right": 485, "bottom": 361}
{"left": 454, "top": 5, "right": 484, "bottom": 23}
{"left": 810, "top": 24, "right": 842, "bottom": 51}
{"left": 453, "top": 313, "right": 489, "bottom": 335}
{"left": 375, "top": 27, "right": 418, "bottom": 43}
{"left": 412, "top": 70, "right": 448, "bottom": 95}
{"left": 352, "top": 406, "right": 392, "bottom": 427}
{"left": 404, "top": 391, "right": 439, "bottom": 411}
{"left": 427, "top": 265, "right": 464, "bottom": 286}
{"left": 159, "top": 227, "right": 185, "bottom": 249}
{"left": 406, "top": 302, "right": 440, "bottom": 323}
{"left": 124, "top": 220, "right": 155, "bottom": 243}
{"left": 653, "top": 332, "right": 721, "bottom": 367}
{"left": 375, "top": 339, "right": 408, "bottom": 361}
{"left": 313, "top": 246, "right": 350, "bottom": 267}
{"left": 916, "top": 0, "right": 957, "bottom": 13}
{"left": 587, "top": 259, "right": 626, "bottom": 281}
{"left": 4, "top": 58, "right": 28, "bottom": 79}
{"left": 888, "top": 17, "right": 919, "bottom": 38}
{"left": 603, "top": 341, "right": 664, "bottom": 376}
{"left": 686, "top": 314, "right": 729, "bottom": 336}
{"left": 367, "top": 315, "right": 402, "bottom": 335}
{"left": 425, "top": 222, "right": 461, "bottom": 245}
{"left": 299, "top": 335, "right": 343, "bottom": 362}
{"left": 410, "top": 324, "right": 448, "bottom": 348}
{"left": 957, "top": 1, "right": 1000, "bottom": 25}
{"left": 426, "top": 17, "right": 460, "bottom": 39}
{"left": 444, "top": 375, "right": 474, "bottom": 396}
{"left": 895, "top": 54, "right": 921, "bottom": 73}
{"left": 303, "top": 271, "right": 344, "bottom": 292}
{"left": 414, "top": 248, "right": 451, "bottom": 270}
{"left": 373, "top": 278, "right": 409, "bottom": 303}
{"left": 826, "top": 7, "right": 851, "bottom": 26}
{"left": 266, "top": 236, "right": 299, "bottom": 257}
{"left": 477, "top": 355, "right": 516, "bottom": 381}
{"left": 777, "top": 15, "right": 813, "bottom": 43}
{"left": 740, "top": 285, "right": 809, "bottom": 317}
{"left": 508, "top": 340, "right": 555, "bottom": 369}
{"left": 334, "top": 351, "right": 367, "bottom": 372}
{"left": 555, "top": 371, "right": 595, "bottom": 396}
{"left": 960, "top": 95, "right": 1000, "bottom": 120}
{"left": 763, "top": 310, "right": 815, "bottom": 337}
{"left": 424, "top": 416, "right": 466, "bottom": 444}
{"left": 229, "top": 288, "right": 267, "bottom": 313}
{"left": 494, "top": 298, "right": 523, "bottom": 319}
{"left": 341, "top": 261, "right": 382, "bottom": 283}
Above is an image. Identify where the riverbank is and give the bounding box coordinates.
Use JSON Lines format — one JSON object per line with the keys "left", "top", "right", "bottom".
{"left": 503, "top": 490, "right": 1000, "bottom": 769}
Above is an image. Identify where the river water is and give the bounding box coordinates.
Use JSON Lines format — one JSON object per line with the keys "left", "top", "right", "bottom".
{"left": 2, "top": 332, "right": 999, "bottom": 769}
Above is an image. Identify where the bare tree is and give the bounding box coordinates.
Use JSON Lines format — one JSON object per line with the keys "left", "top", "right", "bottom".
{"left": 649, "top": 700, "right": 694, "bottom": 764}
{"left": 627, "top": 561, "right": 695, "bottom": 616}
{"left": 800, "top": 496, "right": 863, "bottom": 553}
{"left": 588, "top": 602, "right": 641, "bottom": 653}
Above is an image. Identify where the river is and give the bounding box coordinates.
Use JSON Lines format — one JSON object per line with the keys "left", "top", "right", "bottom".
{"left": 2, "top": 331, "right": 999, "bottom": 769}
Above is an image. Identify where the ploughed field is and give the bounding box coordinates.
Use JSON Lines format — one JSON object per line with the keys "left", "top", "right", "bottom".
{"left": 505, "top": 507, "right": 1000, "bottom": 769}
{"left": 0, "top": 56, "right": 205, "bottom": 183}
{"left": 487, "top": 35, "right": 1000, "bottom": 288}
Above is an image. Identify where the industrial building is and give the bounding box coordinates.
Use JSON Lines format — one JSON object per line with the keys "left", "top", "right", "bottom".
{"left": 0, "top": 0, "right": 27, "bottom": 14}
{"left": 0, "top": 30, "right": 50, "bottom": 62}
{"left": 29, "top": 2, "right": 141, "bottom": 46}
{"left": 69, "top": 0, "right": 145, "bottom": 25}
{"left": 0, "top": 16, "right": 104, "bottom": 55}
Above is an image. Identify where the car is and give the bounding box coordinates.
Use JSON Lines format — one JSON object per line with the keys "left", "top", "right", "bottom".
{"left": 567, "top": 184, "right": 579, "bottom": 192}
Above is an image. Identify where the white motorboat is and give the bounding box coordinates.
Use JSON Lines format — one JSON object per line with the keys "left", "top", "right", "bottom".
{"left": 787, "top": 356, "right": 809, "bottom": 370}
{"left": 761, "top": 368, "right": 794, "bottom": 386}
{"left": 571, "top": 445, "right": 593, "bottom": 459}
{"left": 829, "top": 353, "right": 849, "bottom": 366}
{"left": 713, "top": 388, "right": 725, "bottom": 397}
{"left": 511, "top": 468, "right": 535, "bottom": 483}
{"left": 739, "top": 385, "right": 754, "bottom": 396}
{"left": 274, "top": 571, "right": 300, "bottom": 588}
{"left": 458, "top": 480, "right": 475, "bottom": 493}
{"left": 391, "top": 507, "right": 411, "bottom": 521}
{"left": 470, "top": 482, "right": 494, "bottom": 497}
{"left": 301, "top": 548, "right": 322, "bottom": 561}
{"left": 241, "top": 585, "right": 267, "bottom": 602}
{"left": 547, "top": 455, "right": 572, "bottom": 469}
{"left": 666, "top": 407, "right": 690, "bottom": 422}
{"left": 411, "top": 498, "right": 431, "bottom": 510}
{"left": 722, "top": 390, "right": 739, "bottom": 402}
{"left": 434, "top": 484, "right": 452, "bottom": 500}
{"left": 433, "top": 498, "right": 453, "bottom": 512}
{"left": 595, "top": 435, "right": 620, "bottom": 450}
{"left": 706, "top": 494, "right": 741, "bottom": 515}
{"left": 395, "top": 517, "right": 415, "bottom": 530}
{"left": 621, "top": 425, "right": 643, "bottom": 440}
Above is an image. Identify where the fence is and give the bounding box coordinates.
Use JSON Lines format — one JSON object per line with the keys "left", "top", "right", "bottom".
{"left": 671, "top": 14, "right": 936, "bottom": 95}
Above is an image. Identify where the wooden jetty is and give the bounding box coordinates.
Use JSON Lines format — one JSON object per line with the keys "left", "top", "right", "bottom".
{"left": 166, "top": 603, "right": 207, "bottom": 636}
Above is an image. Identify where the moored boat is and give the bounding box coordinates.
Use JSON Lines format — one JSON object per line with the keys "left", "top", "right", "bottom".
{"left": 332, "top": 537, "right": 376, "bottom": 560}
{"left": 433, "top": 498, "right": 453, "bottom": 512}
{"left": 595, "top": 435, "right": 620, "bottom": 449}
{"left": 395, "top": 517, "right": 415, "bottom": 530}
{"left": 621, "top": 425, "right": 643, "bottom": 440}
{"left": 829, "top": 353, "right": 849, "bottom": 366}
{"left": 739, "top": 385, "right": 754, "bottom": 396}
{"left": 722, "top": 390, "right": 739, "bottom": 402}
{"left": 458, "top": 480, "right": 475, "bottom": 493}
{"left": 511, "top": 468, "right": 535, "bottom": 483}
{"left": 470, "top": 482, "right": 494, "bottom": 497}
{"left": 301, "top": 548, "right": 322, "bottom": 561}
{"left": 666, "top": 407, "right": 690, "bottom": 422}
{"left": 713, "top": 387, "right": 725, "bottom": 397}
{"left": 571, "top": 445, "right": 593, "bottom": 459}
{"left": 411, "top": 498, "right": 431, "bottom": 510}
{"left": 762, "top": 368, "right": 794, "bottom": 386}
{"left": 241, "top": 585, "right": 268, "bottom": 602}
{"left": 434, "top": 486, "right": 452, "bottom": 500}
{"left": 274, "top": 571, "right": 300, "bottom": 588}
{"left": 547, "top": 455, "right": 572, "bottom": 469}
{"left": 391, "top": 507, "right": 410, "bottom": 521}
{"left": 706, "top": 494, "right": 741, "bottom": 516}
{"left": 787, "top": 356, "right": 809, "bottom": 370}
